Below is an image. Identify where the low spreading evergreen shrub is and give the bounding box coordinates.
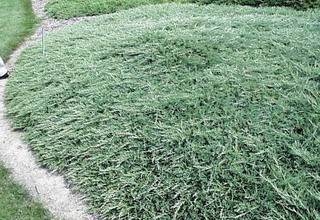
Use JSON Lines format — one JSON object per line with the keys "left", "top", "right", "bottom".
{"left": 46, "top": 0, "right": 318, "bottom": 19}
{"left": 192, "top": 0, "right": 320, "bottom": 9}
{"left": 7, "top": 4, "right": 320, "bottom": 219}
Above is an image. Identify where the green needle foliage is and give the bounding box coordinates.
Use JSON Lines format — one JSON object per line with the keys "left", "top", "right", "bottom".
{"left": 0, "top": 0, "right": 49, "bottom": 219}
{"left": 46, "top": 0, "right": 188, "bottom": 19}
{"left": 193, "top": 0, "right": 320, "bottom": 10}
{"left": 6, "top": 4, "right": 320, "bottom": 219}
{"left": 46, "top": 0, "right": 319, "bottom": 19}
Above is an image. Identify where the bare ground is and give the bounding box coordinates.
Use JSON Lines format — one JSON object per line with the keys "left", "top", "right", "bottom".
{"left": 0, "top": 0, "right": 98, "bottom": 219}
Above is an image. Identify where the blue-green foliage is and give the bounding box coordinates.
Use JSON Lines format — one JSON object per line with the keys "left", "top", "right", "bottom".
{"left": 194, "top": 0, "right": 320, "bottom": 9}
{"left": 6, "top": 4, "right": 320, "bottom": 220}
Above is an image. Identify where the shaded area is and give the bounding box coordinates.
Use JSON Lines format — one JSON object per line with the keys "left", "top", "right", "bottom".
{"left": 191, "top": 0, "right": 320, "bottom": 9}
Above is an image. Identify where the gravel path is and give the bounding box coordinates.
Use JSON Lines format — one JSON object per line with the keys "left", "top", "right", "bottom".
{"left": 0, "top": 0, "right": 98, "bottom": 219}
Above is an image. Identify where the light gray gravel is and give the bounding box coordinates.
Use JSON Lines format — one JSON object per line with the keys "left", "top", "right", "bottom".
{"left": 1, "top": 0, "right": 98, "bottom": 219}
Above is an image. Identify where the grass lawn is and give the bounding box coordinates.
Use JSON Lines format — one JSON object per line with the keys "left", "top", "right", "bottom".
{"left": 0, "top": 164, "right": 51, "bottom": 219}
{"left": 46, "top": 0, "right": 188, "bottom": 19}
{"left": 6, "top": 3, "right": 320, "bottom": 219}
{"left": 0, "top": 0, "right": 38, "bottom": 62}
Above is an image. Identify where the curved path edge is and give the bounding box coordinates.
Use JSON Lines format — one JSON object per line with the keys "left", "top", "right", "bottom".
{"left": 0, "top": 0, "right": 98, "bottom": 219}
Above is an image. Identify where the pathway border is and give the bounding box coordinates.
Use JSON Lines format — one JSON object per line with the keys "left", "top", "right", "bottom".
{"left": 0, "top": 0, "right": 97, "bottom": 219}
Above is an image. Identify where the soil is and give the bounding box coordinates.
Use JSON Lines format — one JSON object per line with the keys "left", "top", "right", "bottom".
{"left": 0, "top": 0, "right": 98, "bottom": 219}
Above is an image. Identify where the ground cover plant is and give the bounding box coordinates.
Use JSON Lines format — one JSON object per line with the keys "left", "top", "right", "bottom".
{"left": 0, "top": 0, "right": 50, "bottom": 218}
{"left": 0, "top": 0, "right": 37, "bottom": 62}
{"left": 46, "top": 0, "right": 319, "bottom": 19}
{"left": 46, "top": 0, "right": 187, "bottom": 19}
{"left": 0, "top": 164, "right": 52, "bottom": 219}
{"left": 6, "top": 4, "right": 320, "bottom": 219}
{"left": 192, "top": 0, "right": 320, "bottom": 9}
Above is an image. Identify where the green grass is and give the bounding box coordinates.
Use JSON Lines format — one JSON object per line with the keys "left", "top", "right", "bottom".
{"left": 0, "top": 164, "right": 52, "bottom": 219}
{"left": 6, "top": 4, "right": 320, "bottom": 219}
{"left": 0, "top": 0, "right": 38, "bottom": 62}
{"left": 46, "top": 0, "right": 188, "bottom": 19}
